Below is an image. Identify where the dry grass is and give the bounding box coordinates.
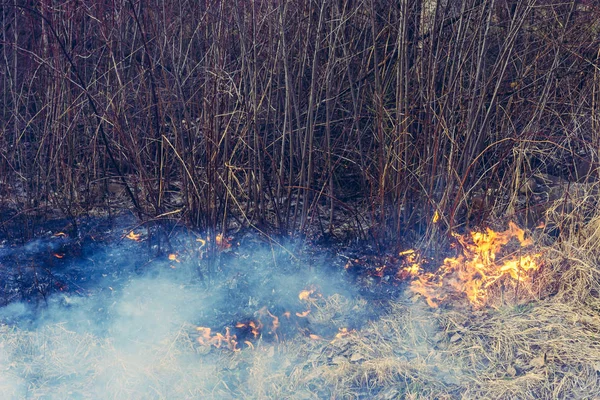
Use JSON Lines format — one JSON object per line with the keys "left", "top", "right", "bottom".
{"left": 0, "top": 266, "right": 598, "bottom": 400}
{"left": 3, "top": 192, "right": 600, "bottom": 399}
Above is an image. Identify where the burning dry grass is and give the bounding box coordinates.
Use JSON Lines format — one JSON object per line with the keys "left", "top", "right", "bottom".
{"left": 4, "top": 223, "right": 600, "bottom": 398}
{"left": 3, "top": 290, "right": 600, "bottom": 398}
{"left": 268, "top": 277, "right": 600, "bottom": 398}
{"left": 404, "top": 222, "right": 544, "bottom": 309}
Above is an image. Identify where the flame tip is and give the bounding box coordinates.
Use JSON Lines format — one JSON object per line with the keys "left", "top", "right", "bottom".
{"left": 408, "top": 223, "right": 540, "bottom": 308}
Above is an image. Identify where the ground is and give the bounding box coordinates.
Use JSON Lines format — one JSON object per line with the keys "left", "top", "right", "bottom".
{"left": 2, "top": 212, "right": 600, "bottom": 399}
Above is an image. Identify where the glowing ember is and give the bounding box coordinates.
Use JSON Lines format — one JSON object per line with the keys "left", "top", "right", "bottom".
{"left": 298, "top": 289, "right": 313, "bottom": 301}
{"left": 295, "top": 310, "right": 311, "bottom": 318}
{"left": 249, "top": 321, "right": 261, "bottom": 338}
{"left": 53, "top": 232, "right": 68, "bottom": 238}
{"left": 195, "top": 234, "right": 231, "bottom": 252}
{"left": 168, "top": 253, "right": 180, "bottom": 263}
{"left": 193, "top": 288, "right": 348, "bottom": 352}
{"left": 125, "top": 231, "right": 141, "bottom": 241}
{"left": 334, "top": 328, "right": 350, "bottom": 340}
{"left": 331, "top": 327, "right": 356, "bottom": 343}
{"left": 403, "top": 264, "right": 420, "bottom": 276}
{"left": 215, "top": 233, "right": 231, "bottom": 250}
{"left": 298, "top": 287, "right": 321, "bottom": 303}
{"left": 196, "top": 327, "right": 212, "bottom": 341}
{"left": 53, "top": 253, "right": 65, "bottom": 259}
{"left": 397, "top": 250, "right": 423, "bottom": 280}
{"left": 407, "top": 222, "right": 541, "bottom": 308}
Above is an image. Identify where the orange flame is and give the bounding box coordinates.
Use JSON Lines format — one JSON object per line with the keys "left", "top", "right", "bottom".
{"left": 195, "top": 235, "right": 231, "bottom": 251}
{"left": 196, "top": 326, "right": 240, "bottom": 351}
{"left": 407, "top": 222, "right": 541, "bottom": 308}
{"left": 168, "top": 253, "right": 180, "bottom": 263}
{"left": 125, "top": 231, "right": 141, "bottom": 241}
{"left": 298, "top": 287, "right": 321, "bottom": 303}
{"left": 334, "top": 328, "right": 350, "bottom": 340}
{"left": 298, "top": 289, "right": 314, "bottom": 301}
{"left": 53, "top": 253, "right": 64, "bottom": 259}
{"left": 196, "top": 327, "right": 212, "bottom": 343}
{"left": 331, "top": 327, "right": 356, "bottom": 344}
{"left": 397, "top": 250, "right": 422, "bottom": 280}
{"left": 216, "top": 233, "right": 231, "bottom": 250}
{"left": 298, "top": 290, "right": 314, "bottom": 301}
{"left": 296, "top": 310, "right": 311, "bottom": 318}
{"left": 249, "top": 321, "right": 261, "bottom": 338}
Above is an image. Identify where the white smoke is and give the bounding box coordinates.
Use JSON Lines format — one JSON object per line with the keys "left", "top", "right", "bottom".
{"left": 0, "top": 231, "right": 359, "bottom": 399}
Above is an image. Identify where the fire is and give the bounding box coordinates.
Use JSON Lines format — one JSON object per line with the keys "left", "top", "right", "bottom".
{"left": 194, "top": 287, "right": 349, "bottom": 352}
{"left": 298, "top": 287, "right": 321, "bottom": 303}
{"left": 53, "top": 253, "right": 65, "bottom": 259}
{"left": 195, "top": 234, "right": 231, "bottom": 251}
{"left": 298, "top": 289, "right": 314, "bottom": 301}
{"left": 249, "top": 321, "right": 261, "bottom": 338}
{"left": 53, "top": 232, "right": 67, "bottom": 238}
{"left": 331, "top": 327, "right": 356, "bottom": 344}
{"left": 406, "top": 222, "right": 541, "bottom": 308}
{"left": 196, "top": 326, "right": 240, "bottom": 351}
{"left": 295, "top": 310, "right": 311, "bottom": 318}
{"left": 168, "top": 253, "right": 180, "bottom": 263}
{"left": 397, "top": 250, "right": 423, "bottom": 279}
{"left": 215, "top": 233, "right": 231, "bottom": 250}
{"left": 125, "top": 231, "right": 141, "bottom": 241}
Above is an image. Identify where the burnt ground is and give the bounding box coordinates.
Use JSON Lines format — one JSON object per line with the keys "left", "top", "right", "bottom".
{"left": 0, "top": 213, "right": 421, "bottom": 342}
{"left": 3, "top": 202, "right": 600, "bottom": 398}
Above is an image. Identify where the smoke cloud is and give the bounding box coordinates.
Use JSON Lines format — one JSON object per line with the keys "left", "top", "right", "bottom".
{"left": 0, "top": 228, "right": 363, "bottom": 399}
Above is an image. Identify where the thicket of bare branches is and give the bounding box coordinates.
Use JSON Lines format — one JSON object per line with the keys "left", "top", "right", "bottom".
{"left": 1, "top": 0, "right": 598, "bottom": 243}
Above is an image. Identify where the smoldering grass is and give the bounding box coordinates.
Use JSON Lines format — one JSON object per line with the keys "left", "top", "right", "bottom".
{"left": 0, "top": 323, "right": 224, "bottom": 399}
{"left": 4, "top": 189, "right": 600, "bottom": 399}
{"left": 4, "top": 250, "right": 600, "bottom": 399}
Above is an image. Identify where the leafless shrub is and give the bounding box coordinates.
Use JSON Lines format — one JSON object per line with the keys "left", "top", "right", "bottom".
{"left": 0, "top": 0, "right": 598, "bottom": 245}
